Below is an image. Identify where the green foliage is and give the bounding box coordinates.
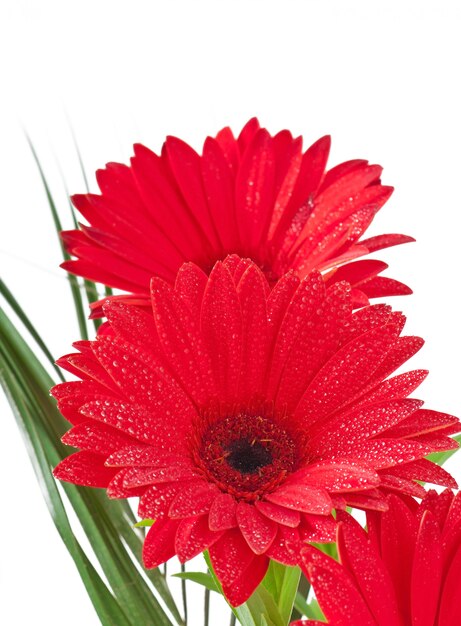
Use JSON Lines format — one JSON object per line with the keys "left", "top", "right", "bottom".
{"left": 0, "top": 141, "right": 184, "bottom": 626}
{"left": 173, "top": 571, "right": 219, "bottom": 593}
{"left": 0, "top": 304, "right": 182, "bottom": 626}
{"left": 134, "top": 519, "right": 155, "bottom": 528}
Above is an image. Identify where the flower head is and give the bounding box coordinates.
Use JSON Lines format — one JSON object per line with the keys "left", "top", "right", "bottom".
{"left": 296, "top": 490, "right": 461, "bottom": 626}
{"left": 53, "top": 257, "right": 457, "bottom": 605}
{"left": 61, "top": 118, "right": 413, "bottom": 316}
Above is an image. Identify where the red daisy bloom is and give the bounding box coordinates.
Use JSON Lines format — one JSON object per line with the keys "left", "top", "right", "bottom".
{"left": 61, "top": 117, "right": 413, "bottom": 316}
{"left": 295, "top": 490, "right": 461, "bottom": 626}
{"left": 53, "top": 257, "right": 458, "bottom": 606}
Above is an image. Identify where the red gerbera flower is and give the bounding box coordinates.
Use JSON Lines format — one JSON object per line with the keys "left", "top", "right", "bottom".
{"left": 53, "top": 257, "right": 458, "bottom": 606}
{"left": 295, "top": 490, "right": 461, "bottom": 626}
{"left": 61, "top": 117, "right": 413, "bottom": 316}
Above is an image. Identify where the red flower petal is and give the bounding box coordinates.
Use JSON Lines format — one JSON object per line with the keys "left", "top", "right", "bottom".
{"left": 360, "top": 275, "right": 413, "bottom": 298}
{"left": 267, "top": 136, "right": 303, "bottom": 240}
{"left": 236, "top": 265, "right": 269, "bottom": 401}
{"left": 289, "top": 461, "right": 380, "bottom": 493}
{"left": 106, "top": 468, "right": 146, "bottom": 499}
{"left": 208, "top": 493, "right": 237, "bottom": 531}
{"left": 359, "top": 233, "right": 415, "bottom": 253}
{"left": 208, "top": 529, "right": 255, "bottom": 586}
{"left": 308, "top": 399, "right": 422, "bottom": 457}
{"left": 105, "top": 445, "right": 192, "bottom": 469}
{"left": 254, "top": 500, "right": 301, "bottom": 527}
{"left": 275, "top": 279, "right": 351, "bottom": 412}
{"left": 235, "top": 129, "right": 276, "bottom": 249}
{"left": 175, "top": 515, "right": 223, "bottom": 562}
{"left": 380, "top": 495, "right": 418, "bottom": 623}
{"left": 138, "top": 483, "right": 184, "bottom": 519}
{"left": 438, "top": 544, "right": 461, "bottom": 626}
{"left": 102, "top": 300, "right": 161, "bottom": 353}
{"left": 209, "top": 530, "right": 268, "bottom": 606}
{"left": 267, "top": 271, "right": 325, "bottom": 399}
{"left": 265, "top": 525, "right": 301, "bottom": 566}
{"left": 200, "top": 262, "right": 242, "bottom": 401}
{"left": 53, "top": 451, "right": 118, "bottom": 488}
{"left": 165, "top": 136, "right": 221, "bottom": 251}
{"left": 80, "top": 398, "right": 191, "bottom": 451}
{"left": 411, "top": 511, "right": 442, "bottom": 626}
{"left": 150, "top": 276, "right": 216, "bottom": 404}
{"left": 348, "top": 369, "right": 428, "bottom": 410}
{"left": 266, "top": 484, "right": 332, "bottom": 515}
{"left": 61, "top": 421, "right": 136, "bottom": 454}
{"left": 236, "top": 502, "right": 277, "bottom": 554}
{"left": 174, "top": 262, "right": 208, "bottom": 319}
{"left": 336, "top": 513, "right": 401, "bottom": 626}
{"left": 143, "top": 519, "right": 180, "bottom": 568}
{"left": 341, "top": 438, "right": 431, "bottom": 469}
{"left": 295, "top": 324, "right": 400, "bottom": 428}
{"left": 168, "top": 481, "right": 219, "bottom": 518}
{"left": 324, "top": 258, "right": 389, "bottom": 288}
{"left": 92, "top": 337, "right": 197, "bottom": 429}
{"left": 300, "top": 545, "right": 376, "bottom": 626}
{"left": 130, "top": 144, "right": 202, "bottom": 264}
{"left": 122, "top": 465, "right": 198, "bottom": 488}
{"left": 390, "top": 458, "right": 458, "bottom": 489}
{"left": 201, "top": 137, "right": 240, "bottom": 252}
{"left": 221, "top": 554, "right": 269, "bottom": 607}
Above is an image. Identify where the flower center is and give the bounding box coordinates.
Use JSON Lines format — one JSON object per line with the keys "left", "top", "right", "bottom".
{"left": 196, "top": 413, "right": 298, "bottom": 501}
{"left": 226, "top": 439, "right": 273, "bottom": 474}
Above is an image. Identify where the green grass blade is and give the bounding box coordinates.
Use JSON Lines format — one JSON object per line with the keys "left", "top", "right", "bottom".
{"left": 25, "top": 134, "right": 89, "bottom": 340}
{"left": 66, "top": 120, "right": 108, "bottom": 326}
{"left": 293, "top": 592, "right": 310, "bottom": 619}
{"left": 0, "top": 300, "right": 182, "bottom": 623}
{"left": 0, "top": 307, "right": 180, "bottom": 626}
{"left": 263, "top": 563, "right": 300, "bottom": 624}
{"left": 67, "top": 117, "right": 91, "bottom": 194}
{"left": 173, "top": 572, "right": 218, "bottom": 593}
{"left": 0, "top": 278, "right": 64, "bottom": 380}
{"left": 0, "top": 362, "right": 133, "bottom": 626}
{"left": 290, "top": 574, "right": 310, "bottom": 622}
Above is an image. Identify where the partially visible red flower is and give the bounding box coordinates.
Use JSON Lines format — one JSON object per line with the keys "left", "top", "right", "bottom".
{"left": 61, "top": 118, "right": 413, "bottom": 316}
{"left": 295, "top": 490, "right": 461, "bottom": 626}
{"left": 53, "top": 257, "right": 457, "bottom": 606}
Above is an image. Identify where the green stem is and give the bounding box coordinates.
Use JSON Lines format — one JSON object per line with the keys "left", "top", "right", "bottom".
{"left": 204, "top": 588, "right": 210, "bottom": 626}
{"left": 181, "top": 562, "right": 188, "bottom": 625}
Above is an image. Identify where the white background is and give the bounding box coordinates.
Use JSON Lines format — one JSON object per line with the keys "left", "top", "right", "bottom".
{"left": 1, "top": 1, "right": 460, "bottom": 624}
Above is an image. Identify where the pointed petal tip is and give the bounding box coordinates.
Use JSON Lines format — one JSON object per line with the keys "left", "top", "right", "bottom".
{"left": 52, "top": 464, "right": 66, "bottom": 482}
{"left": 132, "top": 142, "right": 147, "bottom": 152}
{"left": 49, "top": 384, "right": 61, "bottom": 398}
{"left": 59, "top": 260, "right": 73, "bottom": 271}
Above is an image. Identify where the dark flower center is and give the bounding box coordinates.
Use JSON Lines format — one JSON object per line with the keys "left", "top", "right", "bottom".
{"left": 196, "top": 413, "right": 298, "bottom": 501}
{"left": 226, "top": 439, "right": 273, "bottom": 474}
